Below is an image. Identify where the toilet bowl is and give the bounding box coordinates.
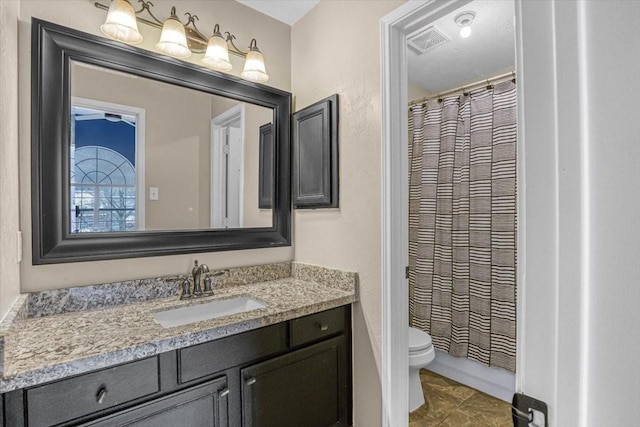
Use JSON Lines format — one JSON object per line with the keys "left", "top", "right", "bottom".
{"left": 409, "top": 326, "right": 435, "bottom": 412}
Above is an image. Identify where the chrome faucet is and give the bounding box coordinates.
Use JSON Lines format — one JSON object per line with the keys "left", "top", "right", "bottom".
{"left": 180, "top": 260, "right": 225, "bottom": 300}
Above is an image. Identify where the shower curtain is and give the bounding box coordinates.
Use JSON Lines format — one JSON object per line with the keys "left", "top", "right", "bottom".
{"left": 408, "top": 79, "right": 517, "bottom": 373}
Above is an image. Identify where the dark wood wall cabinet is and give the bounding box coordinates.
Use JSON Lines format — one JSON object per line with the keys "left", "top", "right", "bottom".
{"left": 1, "top": 305, "right": 352, "bottom": 427}
{"left": 293, "top": 95, "right": 339, "bottom": 209}
{"left": 258, "top": 123, "right": 274, "bottom": 210}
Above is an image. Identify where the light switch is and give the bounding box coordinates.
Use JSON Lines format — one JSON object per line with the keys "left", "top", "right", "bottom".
{"left": 149, "top": 187, "right": 159, "bottom": 200}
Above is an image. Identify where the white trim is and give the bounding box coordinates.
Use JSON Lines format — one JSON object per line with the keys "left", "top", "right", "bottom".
{"left": 71, "top": 97, "right": 146, "bottom": 230}
{"left": 427, "top": 351, "right": 515, "bottom": 402}
{"left": 210, "top": 104, "right": 245, "bottom": 228}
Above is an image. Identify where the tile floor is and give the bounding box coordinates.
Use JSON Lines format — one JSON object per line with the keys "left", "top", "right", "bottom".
{"left": 409, "top": 370, "right": 513, "bottom": 427}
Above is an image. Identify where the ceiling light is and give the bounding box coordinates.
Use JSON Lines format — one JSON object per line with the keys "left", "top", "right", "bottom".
{"left": 100, "top": 0, "right": 143, "bottom": 44}
{"left": 455, "top": 11, "right": 475, "bottom": 39}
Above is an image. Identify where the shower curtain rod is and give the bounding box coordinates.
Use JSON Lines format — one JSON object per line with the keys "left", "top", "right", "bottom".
{"left": 408, "top": 70, "right": 516, "bottom": 107}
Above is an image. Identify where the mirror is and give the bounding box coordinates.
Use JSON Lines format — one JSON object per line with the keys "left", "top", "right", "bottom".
{"left": 70, "top": 61, "right": 273, "bottom": 232}
{"left": 32, "top": 19, "right": 291, "bottom": 264}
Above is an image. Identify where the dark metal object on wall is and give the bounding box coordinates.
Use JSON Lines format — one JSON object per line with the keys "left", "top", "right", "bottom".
{"left": 293, "top": 94, "right": 339, "bottom": 209}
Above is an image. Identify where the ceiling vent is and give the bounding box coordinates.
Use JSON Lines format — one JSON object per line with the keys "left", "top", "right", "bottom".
{"left": 407, "top": 26, "right": 449, "bottom": 55}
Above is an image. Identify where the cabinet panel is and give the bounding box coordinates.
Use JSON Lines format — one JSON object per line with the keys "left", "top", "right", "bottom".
{"left": 179, "top": 323, "right": 287, "bottom": 384}
{"left": 241, "top": 335, "right": 348, "bottom": 427}
{"left": 81, "top": 377, "right": 229, "bottom": 427}
{"left": 289, "top": 306, "right": 346, "bottom": 347}
{"left": 26, "top": 356, "right": 159, "bottom": 427}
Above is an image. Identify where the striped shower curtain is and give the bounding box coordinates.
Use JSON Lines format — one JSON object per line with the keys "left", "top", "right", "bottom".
{"left": 408, "top": 80, "right": 517, "bottom": 372}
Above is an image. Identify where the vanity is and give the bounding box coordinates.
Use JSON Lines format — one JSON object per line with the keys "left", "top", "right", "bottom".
{"left": 0, "top": 262, "right": 357, "bottom": 426}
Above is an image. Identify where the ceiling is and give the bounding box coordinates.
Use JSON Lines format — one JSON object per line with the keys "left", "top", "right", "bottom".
{"left": 407, "top": 0, "right": 515, "bottom": 94}
{"left": 234, "top": 0, "right": 513, "bottom": 93}
{"left": 235, "top": 0, "right": 320, "bottom": 26}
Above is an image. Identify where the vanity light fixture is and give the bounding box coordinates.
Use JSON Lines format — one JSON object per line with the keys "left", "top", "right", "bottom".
{"left": 155, "top": 7, "right": 191, "bottom": 59}
{"left": 100, "top": 0, "right": 143, "bottom": 44}
{"left": 202, "top": 24, "right": 232, "bottom": 71}
{"left": 241, "top": 39, "right": 269, "bottom": 83}
{"left": 455, "top": 11, "right": 475, "bottom": 39}
{"left": 96, "top": 0, "right": 269, "bottom": 82}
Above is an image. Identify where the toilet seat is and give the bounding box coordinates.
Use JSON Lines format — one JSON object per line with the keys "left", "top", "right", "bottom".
{"left": 409, "top": 327, "right": 432, "bottom": 353}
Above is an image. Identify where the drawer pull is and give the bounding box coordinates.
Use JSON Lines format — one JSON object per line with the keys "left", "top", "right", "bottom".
{"left": 96, "top": 386, "right": 108, "bottom": 404}
{"left": 318, "top": 323, "right": 329, "bottom": 331}
{"left": 246, "top": 378, "right": 256, "bottom": 386}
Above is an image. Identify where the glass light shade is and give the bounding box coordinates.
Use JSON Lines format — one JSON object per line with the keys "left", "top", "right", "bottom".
{"left": 155, "top": 14, "right": 191, "bottom": 59}
{"left": 100, "top": 0, "right": 143, "bottom": 44}
{"left": 202, "top": 34, "right": 232, "bottom": 71}
{"left": 241, "top": 47, "right": 269, "bottom": 83}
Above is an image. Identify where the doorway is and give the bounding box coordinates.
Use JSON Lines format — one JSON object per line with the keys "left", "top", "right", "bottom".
{"left": 211, "top": 104, "right": 245, "bottom": 228}
{"left": 380, "top": 1, "right": 522, "bottom": 424}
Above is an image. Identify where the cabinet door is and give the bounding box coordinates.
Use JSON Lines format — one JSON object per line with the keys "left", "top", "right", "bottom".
{"left": 82, "top": 377, "right": 229, "bottom": 427}
{"left": 241, "top": 336, "right": 349, "bottom": 427}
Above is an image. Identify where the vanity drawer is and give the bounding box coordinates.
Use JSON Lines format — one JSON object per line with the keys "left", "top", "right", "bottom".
{"left": 179, "top": 323, "right": 287, "bottom": 384}
{"left": 26, "top": 356, "right": 160, "bottom": 427}
{"left": 290, "top": 306, "right": 346, "bottom": 347}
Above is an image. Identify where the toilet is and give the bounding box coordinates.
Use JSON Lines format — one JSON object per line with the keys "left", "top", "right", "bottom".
{"left": 409, "top": 326, "right": 436, "bottom": 412}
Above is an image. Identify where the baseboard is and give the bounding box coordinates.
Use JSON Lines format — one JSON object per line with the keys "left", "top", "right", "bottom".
{"left": 426, "top": 349, "right": 515, "bottom": 402}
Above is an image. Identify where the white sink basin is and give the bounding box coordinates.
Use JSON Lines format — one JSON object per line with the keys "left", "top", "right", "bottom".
{"left": 152, "top": 296, "right": 267, "bottom": 328}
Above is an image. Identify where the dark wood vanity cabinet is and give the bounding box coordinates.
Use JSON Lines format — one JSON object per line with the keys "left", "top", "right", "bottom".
{"left": 1, "top": 305, "right": 352, "bottom": 427}
{"left": 241, "top": 336, "right": 349, "bottom": 427}
{"left": 82, "top": 377, "right": 230, "bottom": 427}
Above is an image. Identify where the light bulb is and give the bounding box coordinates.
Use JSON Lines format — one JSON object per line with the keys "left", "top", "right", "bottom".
{"left": 460, "top": 26, "right": 471, "bottom": 38}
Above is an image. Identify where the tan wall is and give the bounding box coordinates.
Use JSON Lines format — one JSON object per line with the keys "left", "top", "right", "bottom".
{"left": 291, "top": 1, "right": 404, "bottom": 425}
{"left": 407, "top": 80, "right": 433, "bottom": 103}
{"left": 0, "top": 0, "right": 21, "bottom": 318}
{"left": 17, "top": 0, "right": 292, "bottom": 292}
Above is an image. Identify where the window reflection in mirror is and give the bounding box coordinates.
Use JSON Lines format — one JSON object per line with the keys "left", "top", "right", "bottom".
{"left": 70, "top": 61, "right": 274, "bottom": 233}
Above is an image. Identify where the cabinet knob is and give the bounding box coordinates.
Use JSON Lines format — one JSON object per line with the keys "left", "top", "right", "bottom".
{"left": 318, "top": 323, "right": 329, "bottom": 331}
{"left": 96, "top": 386, "right": 108, "bottom": 404}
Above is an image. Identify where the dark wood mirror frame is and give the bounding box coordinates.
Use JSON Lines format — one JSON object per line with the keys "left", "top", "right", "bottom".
{"left": 32, "top": 19, "right": 291, "bottom": 264}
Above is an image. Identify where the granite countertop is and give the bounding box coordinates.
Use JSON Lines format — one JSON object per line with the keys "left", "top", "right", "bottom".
{"left": 0, "top": 262, "right": 358, "bottom": 393}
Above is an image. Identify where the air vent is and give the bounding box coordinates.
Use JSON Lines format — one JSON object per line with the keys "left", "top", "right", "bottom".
{"left": 407, "top": 25, "right": 449, "bottom": 55}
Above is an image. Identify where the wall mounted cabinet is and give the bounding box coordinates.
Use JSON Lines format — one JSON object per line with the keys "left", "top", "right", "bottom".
{"left": 293, "top": 95, "right": 339, "bottom": 209}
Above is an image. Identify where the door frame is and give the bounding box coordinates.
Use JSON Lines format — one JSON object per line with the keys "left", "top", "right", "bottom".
{"left": 211, "top": 104, "right": 245, "bottom": 228}
{"left": 381, "top": 1, "right": 590, "bottom": 425}
{"left": 70, "top": 97, "right": 146, "bottom": 230}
